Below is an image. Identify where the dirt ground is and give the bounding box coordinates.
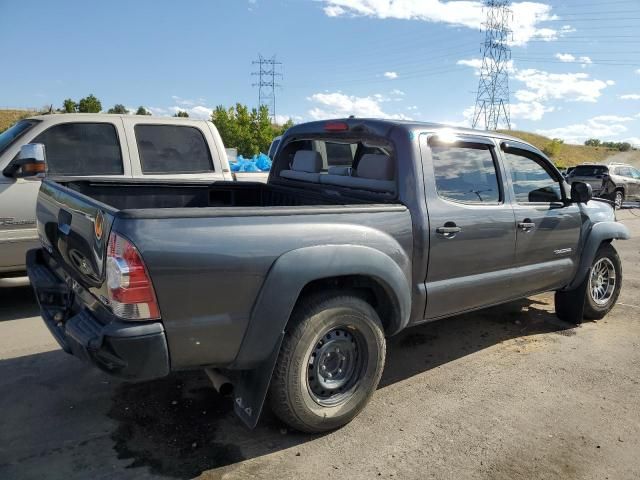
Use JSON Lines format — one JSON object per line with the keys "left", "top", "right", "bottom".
{"left": 1, "top": 210, "right": 639, "bottom": 480}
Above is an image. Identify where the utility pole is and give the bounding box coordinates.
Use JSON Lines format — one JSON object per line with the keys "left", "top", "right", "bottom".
{"left": 252, "top": 54, "right": 282, "bottom": 123}
{"left": 472, "top": 0, "right": 512, "bottom": 131}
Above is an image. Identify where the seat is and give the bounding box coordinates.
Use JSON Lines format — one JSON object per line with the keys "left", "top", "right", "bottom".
{"left": 280, "top": 150, "right": 322, "bottom": 183}
{"left": 320, "top": 154, "right": 396, "bottom": 193}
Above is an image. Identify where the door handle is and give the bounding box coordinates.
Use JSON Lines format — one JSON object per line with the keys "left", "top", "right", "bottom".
{"left": 518, "top": 219, "right": 535, "bottom": 230}
{"left": 436, "top": 222, "right": 462, "bottom": 235}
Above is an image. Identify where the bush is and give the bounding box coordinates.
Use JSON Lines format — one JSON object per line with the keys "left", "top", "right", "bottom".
{"left": 543, "top": 139, "right": 562, "bottom": 158}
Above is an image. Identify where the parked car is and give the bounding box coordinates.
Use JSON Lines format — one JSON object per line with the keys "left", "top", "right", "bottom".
{"left": 27, "top": 119, "right": 629, "bottom": 433}
{"left": 566, "top": 162, "right": 640, "bottom": 208}
{"left": 0, "top": 113, "right": 238, "bottom": 282}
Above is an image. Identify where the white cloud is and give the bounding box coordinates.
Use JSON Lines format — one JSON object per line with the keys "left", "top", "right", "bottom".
{"left": 456, "top": 60, "right": 612, "bottom": 121}
{"left": 555, "top": 53, "right": 575, "bottom": 63}
{"left": 511, "top": 101, "right": 555, "bottom": 121}
{"left": 384, "top": 71, "right": 398, "bottom": 79}
{"left": 554, "top": 53, "right": 592, "bottom": 68}
{"left": 536, "top": 116, "right": 631, "bottom": 144}
{"left": 620, "top": 94, "right": 640, "bottom": 100}
{"left": 274, "top": 114, "right": 303, "bottom": 125}
{"left": 590, "top": 115, "right": 634, "bottom": 123}
{"left": 636, "top": 69, "right": 640, "bottom": 75}
{"left": 457, "top": 58, "right": 483, "bottom": 69}
{"left": 390, "top": 89, "right": 405, "bottom": 96}
{"left": 307, "top": 91, "right": 411, "bottom": 120}
{"left": 515, "top": 69, "right": 612, "bottom": 103}
{"left": 624, "top": 137, "right": 640, "bottom": 147}
{"left": 321, "top": 0, "right": 566, "bottom": 46}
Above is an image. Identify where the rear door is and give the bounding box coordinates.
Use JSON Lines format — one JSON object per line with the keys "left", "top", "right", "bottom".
{"left": 420, "top": 133, "right": 517, "bottom": 320}
{"left": 500, "top": 141, "right": 581, "bottom": 293}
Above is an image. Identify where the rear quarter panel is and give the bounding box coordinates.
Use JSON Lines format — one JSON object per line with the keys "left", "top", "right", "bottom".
{"left": 114, "top": 208, "right": 413, "bottom": 369}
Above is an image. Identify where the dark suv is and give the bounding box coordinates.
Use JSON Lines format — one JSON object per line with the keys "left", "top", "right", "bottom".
{"left": 567, "top": 163, "right": 640, "bottom": 208}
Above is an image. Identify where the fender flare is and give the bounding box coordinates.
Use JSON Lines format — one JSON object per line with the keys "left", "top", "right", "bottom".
{"left": 232, "top": 244, "right": 411, "bottom": 369}
{"left": 565, "top": 221, "right": 630, "bottom": 291}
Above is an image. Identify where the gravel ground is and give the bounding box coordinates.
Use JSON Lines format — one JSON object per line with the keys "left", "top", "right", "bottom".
{"left": 0, "top": 210, "right": 639, "bottom": 480}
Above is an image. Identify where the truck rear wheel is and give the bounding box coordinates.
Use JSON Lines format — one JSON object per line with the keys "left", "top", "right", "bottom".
{"left": 268, "top": 292, "right": 386, "bottom": 433}
{"left": 584, "top": 243, "right": 622, "bottom": 320}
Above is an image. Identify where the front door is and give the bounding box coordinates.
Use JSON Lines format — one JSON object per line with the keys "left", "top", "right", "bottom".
{"left": 500, "top": 141, "right": 581, "bottom": 295}
{"left": 420, "top": 134, "right": 517, "bottom": 320}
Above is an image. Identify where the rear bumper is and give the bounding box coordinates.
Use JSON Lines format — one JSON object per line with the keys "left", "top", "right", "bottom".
{"left": 26, "top": 249, "right": 170, "bottom": 381}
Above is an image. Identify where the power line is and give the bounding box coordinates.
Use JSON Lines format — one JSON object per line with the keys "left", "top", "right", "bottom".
{"left": 473, "top": 0, "right": 513, "bottom": 131}
{"left": 251, "top": 55, "right": 282, "bottom": 123}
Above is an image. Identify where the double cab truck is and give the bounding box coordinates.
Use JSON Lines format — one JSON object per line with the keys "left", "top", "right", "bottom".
{"left": 0, "top": 113, "right": 265, "bottom": 284}
{"left": 27, "top": 119, "right": 629, "bottom": 433}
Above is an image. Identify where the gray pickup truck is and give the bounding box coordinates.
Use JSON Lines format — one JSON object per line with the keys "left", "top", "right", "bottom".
{"left": 27, "top": 119, "right": 629, "bottom": 433}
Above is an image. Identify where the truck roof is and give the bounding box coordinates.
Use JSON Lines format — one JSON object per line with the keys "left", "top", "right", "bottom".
{"left": 285, "top": 118, "right": 535, "bottom": 147}
{"left": 25, "top": 113, "right": 211, "bottom": 123}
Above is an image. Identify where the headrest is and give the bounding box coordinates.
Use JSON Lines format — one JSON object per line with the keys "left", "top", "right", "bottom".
{"left": 357, "top": 154, "right": 394, "bottom": 180}
{"left": 328, "top": 165, "right": 352, "bottom": 176}
{"left": 292, "top": 150, "right": 322, "bottom": 173}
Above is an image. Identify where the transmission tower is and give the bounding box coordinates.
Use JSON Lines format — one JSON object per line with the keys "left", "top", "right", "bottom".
{"left": 252, "top": 54, "right": 282, "bottom": 123}
{"left": 472, "top": 0, "right": 513, "bottom": 131}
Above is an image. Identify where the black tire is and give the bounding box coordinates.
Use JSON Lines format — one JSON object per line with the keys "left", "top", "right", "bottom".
{"left": 583, "top": 243, "right": 622, "bottom": 320}
{"left": 268, "top": 291, "right": 386, "bottom": 433}
{"left": 614, "top": 189, "right": 625, "bottom": 210}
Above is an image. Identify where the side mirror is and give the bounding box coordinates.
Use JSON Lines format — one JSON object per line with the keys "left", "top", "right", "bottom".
{"left": 570, "top": 181, "right": 592, "bottom": 203}
{"left": 2, "top": 143, "right": 46, "bottom": 178}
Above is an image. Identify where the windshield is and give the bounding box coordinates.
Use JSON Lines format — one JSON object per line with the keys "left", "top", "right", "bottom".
{"left": 0, "top": 119, "right": 39, "bottom": 156}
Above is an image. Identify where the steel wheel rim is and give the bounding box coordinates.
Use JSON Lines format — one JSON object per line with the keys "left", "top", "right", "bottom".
{"left": 306, "top": 326, "right": 366, "bottom": 407}
{"left": 589, "top": 257, "right": 616, "bottom": 306}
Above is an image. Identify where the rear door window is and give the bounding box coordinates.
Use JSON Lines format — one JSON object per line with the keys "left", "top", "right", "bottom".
{"left": 430, "top": 144, "right": 501, "bottom": 203}
{"left": 33, "top": 122, "right": 123, "bottom": 175}
{"left": 135, "top": 125, "right": 213, "bottom": 174}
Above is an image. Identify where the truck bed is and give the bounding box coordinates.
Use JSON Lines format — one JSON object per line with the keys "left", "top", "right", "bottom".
{"left": 63, "top": 179, "right": 375, "bottom": 212}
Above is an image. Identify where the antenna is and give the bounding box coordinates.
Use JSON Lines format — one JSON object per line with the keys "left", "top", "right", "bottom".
{"left": 252, "top": 54, "right": 283, "bottom": 123}
{"left": 472, "top": 0, "right": 512, "bottom": 130}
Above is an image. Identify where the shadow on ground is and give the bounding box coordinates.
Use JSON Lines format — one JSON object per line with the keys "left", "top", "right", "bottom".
{"left": 0, "top": 285, "right": 38, "bottom": 322}
{"left": 0, "top": 295, "right": 575, "bottom": 479}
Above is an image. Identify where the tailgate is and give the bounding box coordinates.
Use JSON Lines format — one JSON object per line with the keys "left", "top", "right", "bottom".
{"left": 570, "top": 175, "right": 604, "bottom": 191}
{"left": 36, "top": 179, "right": 116, "bottom": 287}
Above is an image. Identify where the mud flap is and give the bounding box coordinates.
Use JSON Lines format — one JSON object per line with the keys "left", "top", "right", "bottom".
{"left": 555, "top": 275, "right": 588, "bottom": 325}
{"left": 227, "top": 333, "right": 284, "bottom": 429}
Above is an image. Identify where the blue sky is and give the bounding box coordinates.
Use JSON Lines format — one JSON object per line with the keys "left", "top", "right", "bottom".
{"left": 1, "top": 0, "right": 639, "bottom": 144}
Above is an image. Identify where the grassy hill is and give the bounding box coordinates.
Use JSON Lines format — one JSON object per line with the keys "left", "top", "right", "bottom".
{"left": 0, "top": 109, "right": 36, "bottom": 133}
{"left": 496, "top": 129, "right": 637, "bottom": 168}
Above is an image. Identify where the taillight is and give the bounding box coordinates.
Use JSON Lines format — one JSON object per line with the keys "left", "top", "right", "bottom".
{"left": 324, "top": 121, "right": 349, "bottom": 132}
{"left": 106, "top": 232, "right": 160, "bottom": 320}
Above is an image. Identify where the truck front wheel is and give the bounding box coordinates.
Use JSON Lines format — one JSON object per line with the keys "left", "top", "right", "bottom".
{"left": 584, "top": 243, "right": 622, "bottom": 320}
{"left": 268, "top": 292, "right": 386, "bottom": 433}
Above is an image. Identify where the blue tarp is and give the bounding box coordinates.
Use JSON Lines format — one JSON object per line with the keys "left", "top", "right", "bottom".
{"left": 230, "top": 153, "right": 272, "bottom": 172}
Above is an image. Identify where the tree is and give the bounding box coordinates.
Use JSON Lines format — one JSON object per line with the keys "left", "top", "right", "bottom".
{"left": 77, "top": 94, "right": 102, "bottom": 113}
{"left": 173, "top": 110, "right": 189, "bottom": 118}
{"left": 107, "top": 104, "right": 129, "bottom": 114}
{"left": 135, "top": 106, "right": 151, "bottom": 115}
{"left": 619, "top": 142, "right": 631, "bottom": 152}
{"left": 584, "top": 138, "right": 601, "bottom": 147}
{"left": 61, "top": 98, "right": 77, "bottom": 113}
{"left": 211, "top": 103, "right": 295, "bottom": 157}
